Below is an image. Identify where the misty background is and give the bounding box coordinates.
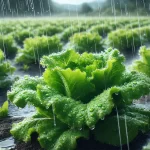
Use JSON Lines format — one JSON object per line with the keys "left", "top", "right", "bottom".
{"left": 0, "top": 0, "right": 150, "bottom": 17}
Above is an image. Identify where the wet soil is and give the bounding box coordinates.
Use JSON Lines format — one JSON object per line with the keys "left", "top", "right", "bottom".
{"left": 0, "top": 116, "right": 149, "bottom": 150}
{"left": 0, "top": 117, "right": 43, "bottom": 150}
{"left": 0, "top": 117, "right": 23, "bottom": 141}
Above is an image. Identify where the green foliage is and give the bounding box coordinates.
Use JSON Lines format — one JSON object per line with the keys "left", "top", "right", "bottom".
{"left": 125, "top": 20, "right": 150, "bottom": 29}
{"left": 0, "top": 24, "right": 16, "bottom": 35}
{"left": 14, "top": 29, "right": 34, "bottom": 44}
{"left": 108, "top": 27, "right": 150, "bottom": 53}
{"left": 61, "top": 26, "right": 87, "bottom": 42}
{"left": 132, "top": 46, "right": 150, "bottom": 77}
{"left": 11, "top": 114, "right": 89, "bottom": 150}
{"left": 37, "top": 25, "right": 63, "bottom": 36}
{"left": 70, "top": 32, "right": 104, "bottom": 53}
{"left": 0, "top": 49, "right": 15, "bottom": 89}
{"left": 8, "top": 48, "right": 150, "bottom": 149}
{"left": 90, "top": 24, "right": 113, "bottom": 37}
{"left": 15, "top": 36, "right": 63, "bottom": 64}
{"left": 94, "top": 104, "right": 150, "bottom": 146}
{"left": 0, "top": 101, "right": 8, "bottom": 119}
{"left": 0, "top": 34, "right": 17, "bottom": 57}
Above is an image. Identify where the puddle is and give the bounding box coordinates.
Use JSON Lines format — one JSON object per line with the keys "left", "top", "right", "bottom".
{"left": 0, "top": 59, "right": 42, "bottom": 118}
{"left": 0, "top": 137, "right": 15, "bottom": 149}
{"left": 8, "top": 103, "right": 35, "bottom": 118}
{"left": 0, "top": 92, "right": 35, "bottom": 118}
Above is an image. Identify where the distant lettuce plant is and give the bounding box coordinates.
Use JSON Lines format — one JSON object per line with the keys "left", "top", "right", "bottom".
{"left": 132, "top": 46, "right": 150, "bottom": 77}
{"left": 15, "top": 36, "right": 63, "bottom": 65}
{"left": 8, "top": 48, "right": 150, "bottom": 150}
{"left": 61, "top": 26, "right": 87, "bottom": 42}
{"left": 70, "top": 32, "right": 104, "bottom": 53}
{"left": 14, "top": 29, "right": 34, "bottom": 45}
{"left": 0, "top": 34, "right": 18, "bottom": 57}
{"left": 125, "top": 20, "right": 150, "bottom": 29}
{"left": 108, "top": 27, "right": 150, "bottom": 53}
{"left": 37, "top": 25, "right": 63, "bottom": 37}
{"left": 0, "top": 23, "right": 16, "bottom": 35}
{"left": 90, "top": 24, "right": 112, "bottom": 37}
{"left": 0, "top": 50, "right": 15, "bottom": 90}
{"left": 0, "top": 101, "right": 8, "bottom": 119}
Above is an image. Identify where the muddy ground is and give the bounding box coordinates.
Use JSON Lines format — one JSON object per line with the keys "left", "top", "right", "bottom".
{"left": 0, "top": 116, "right": 150, "bottom": 150}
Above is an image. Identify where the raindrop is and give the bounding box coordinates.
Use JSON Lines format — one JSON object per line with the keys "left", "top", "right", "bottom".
{"left": 52, "top": 105, "right": 56, "bottom": 127}
{"left": 90, "top": 125, "right": 95, "bottom": 130}
{"left": 101, "top": 117, "right": 105, "bottom": 120}
{"left": 116, "top": 107, "right": 122, "bottom": 150}
{"left": 79, "top": 128, "right": 82, "bottom": 131}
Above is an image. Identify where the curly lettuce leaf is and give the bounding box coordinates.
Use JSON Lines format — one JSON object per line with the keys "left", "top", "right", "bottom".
{"left": 8, "top": 75, "right": 118, "bottom": 128}
{"left": 41, "top": 48, "right": 125, "bottom": 78}
{"left": 0, "top": 101, "right": 8, "bottom": 119}
{"left": 11, "top": 114, "right": 89, "bottom": 150}
{"left": 94, "top": 104, "right": 150, "bottom": 146}
{"left": 41, "top": 49, "right": 80, "bottom": 69}
{"left": 53, "top": 87, "right": 119, "bottom": 128}
{"left": 8, "top": 76, "right": 44, "bottom": 108}
{"left": 91, "top": 56, "right": 125, "bottom": 93}
{"left": 51, "top": 71, "right": 150, "bottom": 128}
{"left": 42, "top": 48, "right": 125, "bottom": 97}
{"left": 132, "top": 46, "right": 150, "bottom": 77}
{"left": 44, "top": 68, "right": 95, "bottom": 102}
{"left": 119, "top": 72, "right": 150, "bottom": 104}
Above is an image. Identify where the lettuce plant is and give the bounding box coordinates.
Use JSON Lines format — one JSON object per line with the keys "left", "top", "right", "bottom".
{"left": 14, "top": 29, "right": 34, "bottom": 45}
{"left": 70, "top": 32, "right": 104, "bottom": 53}
{"left": 0, "top": 34, "right": 18, "bottom": 57}
{"left": 0, "top": 101, "right": 8, "bottom": 119}
{"left": 108, "top": 27, "right": 150, "bottom": 53}
{"left": 90, "top": 24, "right": 113, "bottom": 37}
{"left": 37, "top": 25, "right": 63, "bottom": 37}
{"left": 15, "top": 36, "right": 63, "bottom": 65}
{"left": 0, "top": 49, "right": 15, "bottom": 90}
{"left": 61, "top": 26, "right": 87, "bottom": 42}
{"left": 132, "top": 46, "right": 150, "bottom": 77}
{"left": 0, "top": 23, "right": 16, "bottom": 35}
{"left": 8, "top": 48, "right": 150, "bottom": 150}
{"left": 125, "top": 20, "right": 150, "bottom": 29}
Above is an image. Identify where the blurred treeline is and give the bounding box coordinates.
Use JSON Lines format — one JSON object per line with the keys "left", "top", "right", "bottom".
{"left": 101, "top": 0, "right": 150, "bottom": 16}
{"left": 0, "top": 0, "right": 53, "bottom": 16}
{"left": 0, "top": 0, "right": 150, "bottom": 17}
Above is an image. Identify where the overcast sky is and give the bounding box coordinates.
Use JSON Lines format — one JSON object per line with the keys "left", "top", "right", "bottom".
{"left": 53, "top": 0, "right": 105, "bottom": 5}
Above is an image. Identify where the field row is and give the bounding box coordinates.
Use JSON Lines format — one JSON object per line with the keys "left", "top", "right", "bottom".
{"left": 0, "top": 18, "right": 150, "bottom": 65}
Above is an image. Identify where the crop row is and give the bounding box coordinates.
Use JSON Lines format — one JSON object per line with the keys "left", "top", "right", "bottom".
{"left": 0, "top": 18, "right": 150, "bottom": 63}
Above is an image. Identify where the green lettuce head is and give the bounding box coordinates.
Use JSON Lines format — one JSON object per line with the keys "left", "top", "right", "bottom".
{"left": 8, "top": 48, "right": 150, "bottom": 150}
